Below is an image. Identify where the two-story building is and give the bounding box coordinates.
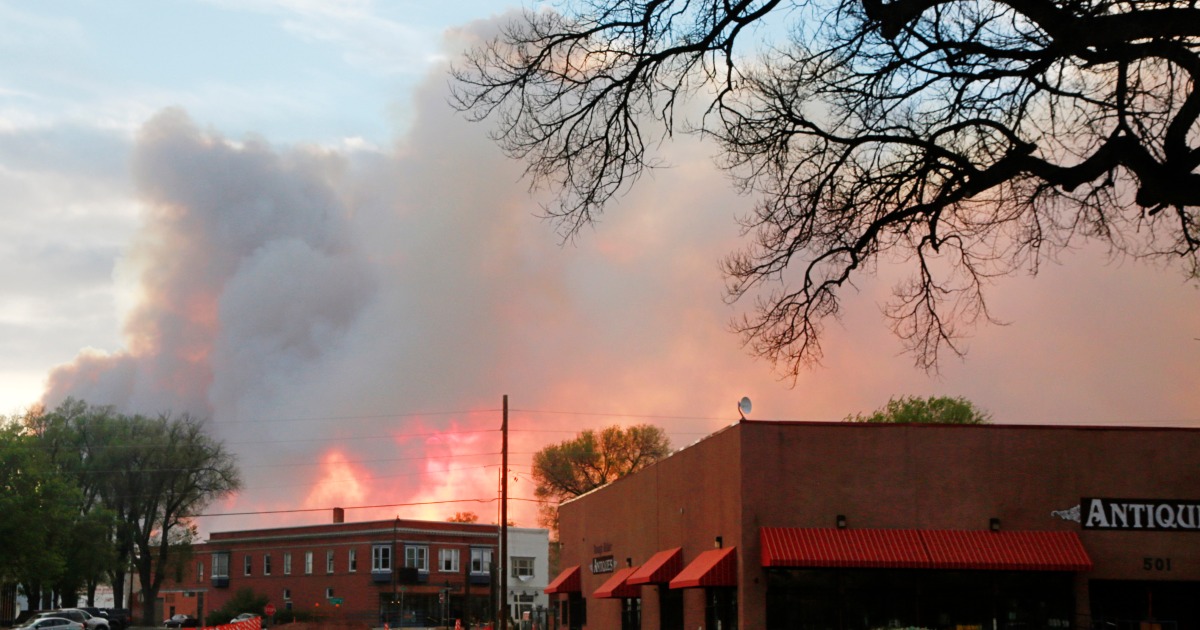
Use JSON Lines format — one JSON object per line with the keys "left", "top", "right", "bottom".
{"left": 160, "top": 511, "right": 549, "bottom": 628}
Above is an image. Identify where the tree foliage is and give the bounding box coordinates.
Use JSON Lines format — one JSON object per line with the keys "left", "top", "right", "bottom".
{"left": 532, "top": 424, "right": 671, "bottom": 535}
{"left": 0, "top": 422, "right": 79, "bottom": 592}
{"left": 453, "top": 0, "right": 1200, "bottom": 373}
{"left": 447, "top": 511, "right": 480, "bottom": 523}
{"left": 205, "top": 587, "right": 269, "bottom": 626}
{"left": 846, "top": 395, "right": 992, "bottom": 424}
{"left": 9, "top": 399, "right": 240, "bottom": 619}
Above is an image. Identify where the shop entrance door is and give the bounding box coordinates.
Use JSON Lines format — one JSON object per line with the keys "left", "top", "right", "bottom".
{"left": 659, "top": 586, "right": 683, "bottom": 630}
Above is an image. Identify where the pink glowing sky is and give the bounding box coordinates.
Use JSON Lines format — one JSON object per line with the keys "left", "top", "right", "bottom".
{"left": 1, "top": 2, "right": 1197, "bottom": 536}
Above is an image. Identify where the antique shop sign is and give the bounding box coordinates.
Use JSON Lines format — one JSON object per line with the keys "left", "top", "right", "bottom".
{"left": 1082, "top": 498, "right": 1200, "bottom": 531}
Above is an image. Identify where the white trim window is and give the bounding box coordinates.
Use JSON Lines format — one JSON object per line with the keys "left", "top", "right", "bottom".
{"left": 283, "top": 552, "right": 292, "bottom": 575}
{"left": 212, "top": 552, "right": 230, "bottom": 579}
{"left": 439, "top": 548, "right": 460, "bottom": 572}
{"left": 349, "top": 549, "right": 358, "bottom": 573}
{"left": 326, "top": 549, "right": 335, "bottom": 574}
{"left": 264, "top": 554, "right": 272, "bottom": 576}
{"left": 470, "top": 548, "right": 492, "bottom": 575}
{"left": 304, "top": 551, "right": 313, "bottom": 575}
{"left": 372, "top": 544, "right": 392, "bottom": 572}
{"left": 244, "top": 554, "right": 252, "bottom": 576}
{"left": 511, "top": 556, "right": 534, "bottom": 579}
{"left": 405, "top": 545, "right": 429, "bottom": 572}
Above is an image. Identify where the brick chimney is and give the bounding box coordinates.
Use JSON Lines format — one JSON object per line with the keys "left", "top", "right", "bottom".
{"left": 333, "top": 507, "right": 345, "bottom": 523}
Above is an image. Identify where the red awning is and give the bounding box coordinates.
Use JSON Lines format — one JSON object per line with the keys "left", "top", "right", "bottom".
{"left": 669, "top": 547, "right": 737, "bottom": 589}
{"left": 544, "top": 565, "right": 582, "bottom": 594}
{"left": 627, "top": 547, "right": 683, "bottom": 585}
{"left": 593, "top": 566, "right": 641, "bottom": 599}
{"left": 760, "top": 528, "right": 1093, "bottom": 572}
{"left": 921, "top": 530, "right": 1094, "bottom": 571}
{"left": 761, "top": 527, "right": 929, "bottom": 569}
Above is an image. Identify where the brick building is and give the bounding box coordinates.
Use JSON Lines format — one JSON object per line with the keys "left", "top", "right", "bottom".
{"left": 546, "top": 421, "right": 1200, "bottom": 630}
{"left": 160, "top": 512, "right": 549, "bottom": 628}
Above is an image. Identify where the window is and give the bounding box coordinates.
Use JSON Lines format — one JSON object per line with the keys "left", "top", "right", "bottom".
{"left": 283, "top": 589, "right": 291, "bottom": 601}
{"left": 264, "top": 554, "right": 272, "bottom": 576}
{"left": 512, "top": 556, "right": 534, "bottom": 579}
{"left": 470, "top": 548, "right": 492, "bottom": 574}
{"left": 372, "top": 544, "right": 392, "bottom": 572}
{"left": 197, "top": 562, "right": 204, "bottom": 582}
{"left": 348, "top": 549, "right": 358, "bottom": 573}
{"left": 244, "top": 554, "right": 252, "bottom": 576}
{"left": 283, "top": 552, "right": 292, "bottom": 575}
{"left": 305, "top": 551, "right": 313, "bottom": 575}
{"left": 212, "top": 552, "right": 230, "bottom": 579}
{"left": 325, "top": 588, "right": 335, "bottom": 599}
{"left": 326, "top": 550, "right": 335, "bottom": 574}
{"left": 440, "top": 548, "right": 460, "bottom": 572}
{"left": 405, "top": 545, "right": 429, "bottom": 572}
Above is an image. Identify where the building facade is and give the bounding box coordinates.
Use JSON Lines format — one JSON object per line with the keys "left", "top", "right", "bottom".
{"left": 161, "top": 512, "right": 549, "bottom": 628}
{"left": 546, "top": 421, "right": 1200, "bottom": 630}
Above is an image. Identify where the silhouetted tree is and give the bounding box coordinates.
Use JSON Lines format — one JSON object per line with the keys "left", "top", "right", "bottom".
{"left": 447, "top": 511, "right": 481, "bottom": 523}
{"left": 454, "top": 0, "right": 1200, "bottom": 373}
{"left": 846, "top": 395, "right": 992, "bottom": 424}
{"left": 532, "top": 425, "right": 671, "bottom": 537}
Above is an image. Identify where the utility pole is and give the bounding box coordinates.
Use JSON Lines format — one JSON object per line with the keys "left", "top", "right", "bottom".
{"left": 501, "top": 394, "right": 509, "bottom": 630}
{"left": 392, "top": 517, "right": 398, "bottom": 627}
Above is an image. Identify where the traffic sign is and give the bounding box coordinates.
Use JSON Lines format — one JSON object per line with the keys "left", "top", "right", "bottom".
{"left": 329, "top": 597, "right": 344, "bottom": 605}
{"left": 264, "top": 604, "right": 276, "bottom": 617}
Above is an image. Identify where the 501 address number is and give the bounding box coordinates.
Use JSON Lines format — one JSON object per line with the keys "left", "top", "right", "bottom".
{"left": 1143, "top": 557, "right": 1172, "bottom": 571}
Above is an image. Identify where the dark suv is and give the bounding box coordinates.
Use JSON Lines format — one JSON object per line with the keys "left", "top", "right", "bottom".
{"left": 99, "top": 610, "right": 130, "bottom": 630}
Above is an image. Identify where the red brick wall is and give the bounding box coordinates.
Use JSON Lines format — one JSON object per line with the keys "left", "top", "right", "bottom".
{"left": 556, "top": 422, "right": 1200, "bottom": 630}
{"left": 161, "top": 519, "right": 499, "bottom": 624}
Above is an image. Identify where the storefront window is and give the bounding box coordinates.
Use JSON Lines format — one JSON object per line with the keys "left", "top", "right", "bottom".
{"left": 621, "top": 597, "right": 641, "bottom": 630}
{"left": 765, "top": 569, "right": 1075, "bottom": 630}
{"left": 706, "top": 587, "right": 737, "bottom": 630}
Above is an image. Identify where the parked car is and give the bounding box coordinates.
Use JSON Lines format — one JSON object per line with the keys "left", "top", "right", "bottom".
{"left": 230, "top": 613, "right": 259, "bottom": 624}
{"left": 100, "top": 609, "right": 130, "bottom": 630}
{"left": 76, "top": 608, "right": 114, "bottom": 630}
{"left": 35, "top": 611, "right": 107, "bottom": 630}
{"left": 163, "top": 614, "right": 199, "bottom": 629}
{"left": 18, "top": 617, "right": 85, "bottom": 630}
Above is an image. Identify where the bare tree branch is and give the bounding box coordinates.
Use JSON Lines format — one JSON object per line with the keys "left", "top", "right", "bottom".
{"left": 454, "top": 0, "right": 1200, "bottom": 373}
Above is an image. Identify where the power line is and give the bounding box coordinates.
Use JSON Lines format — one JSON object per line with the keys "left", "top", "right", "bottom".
{"left": 208, "top": 409, "right": 503, "bottom": 425}
{"left": 194, "top": 496, "right": 549, "bottom": 518}
{"left": 511, "top": 407, "right": 727, "bottom": 422}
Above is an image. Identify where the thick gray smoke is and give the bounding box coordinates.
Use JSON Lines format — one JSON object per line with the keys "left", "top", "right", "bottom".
{"left": 34, "top": 23, "right": 1200, "bottom": 532}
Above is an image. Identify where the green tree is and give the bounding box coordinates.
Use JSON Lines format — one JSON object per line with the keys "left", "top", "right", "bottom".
{"left": 846, "top": 396, "right": 992, "bottom": 424}
{"left": 453, "top": 0, "right": 1200, "bottom": 374}
{"left": 26, "top": 400, "right": 119, "bottom": 606}
{"left": 121, "top": 412, "right": 241, "bottom": 625}
{"left": 0, "top": 421, "right": 79, "bottom": 606}
{"left": 26, "top": 400, "right": 241, "bottom": 622}
{"left": 532, "top": 425, "right": 671, "bottom": 537}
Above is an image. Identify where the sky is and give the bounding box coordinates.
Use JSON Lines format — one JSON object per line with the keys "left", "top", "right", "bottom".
{"left": 2, "top": 0, "right": 1198, "bottom": 535}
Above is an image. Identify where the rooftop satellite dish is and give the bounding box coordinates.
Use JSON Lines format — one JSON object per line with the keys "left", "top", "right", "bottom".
{"left": 738, "top": 396, "right": 752, "bottom": 420}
